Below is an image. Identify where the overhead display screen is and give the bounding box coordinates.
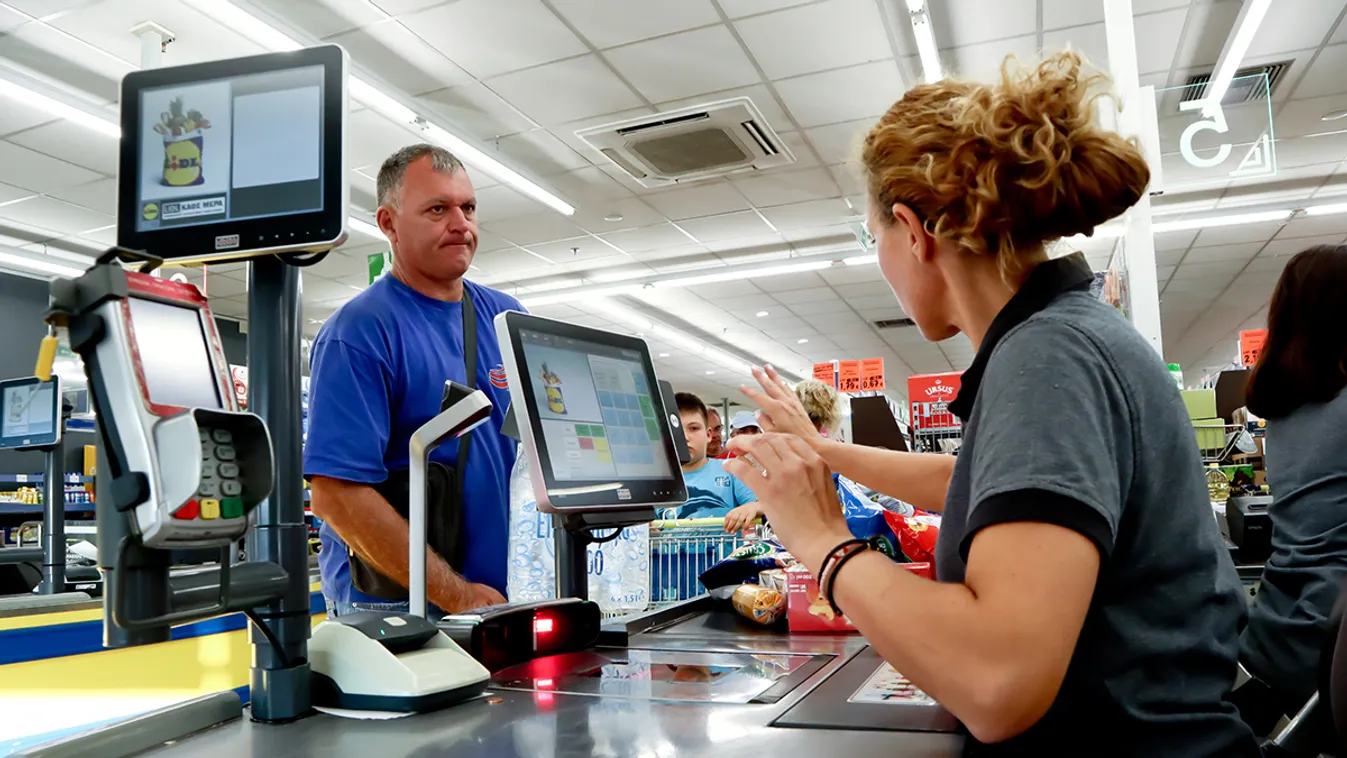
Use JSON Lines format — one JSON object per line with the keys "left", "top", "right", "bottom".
{"left": 135, "top": 65, "right": 325, "bottom": 233}
{"left": 117, "top": 45, "right": 347, "bottom": 263}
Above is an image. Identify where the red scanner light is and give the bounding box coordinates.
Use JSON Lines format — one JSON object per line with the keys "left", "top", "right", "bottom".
{"left": 534, "top": 616, "right": 554, "bottom": 634}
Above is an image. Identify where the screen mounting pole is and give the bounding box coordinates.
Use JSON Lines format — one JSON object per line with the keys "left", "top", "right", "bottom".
{"left": 245, "top": 257, "right": 311, "bottom": 722}
{"left": 39, "top": 400, "right": 69, "bottom": 594}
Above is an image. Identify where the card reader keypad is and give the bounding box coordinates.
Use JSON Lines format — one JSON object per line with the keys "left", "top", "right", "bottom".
{"left": 172, "top": 428, "right": 247, "bottom": 522}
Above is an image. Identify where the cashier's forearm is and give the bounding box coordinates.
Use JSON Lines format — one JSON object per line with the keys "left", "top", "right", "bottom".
{"left": 810, "top": 438, "right": 954, "bottom": 512}
{"left": 309, "top": 478, "right": 473, "bottom": 611}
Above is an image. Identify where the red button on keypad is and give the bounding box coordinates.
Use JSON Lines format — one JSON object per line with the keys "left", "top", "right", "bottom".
{"left": 173, "top": 500, "right": 200, "bottom": 520}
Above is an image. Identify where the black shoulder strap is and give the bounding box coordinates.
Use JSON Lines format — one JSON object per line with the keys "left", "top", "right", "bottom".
{"left": 456, "top": 283, "right": 476, "bottom": 517}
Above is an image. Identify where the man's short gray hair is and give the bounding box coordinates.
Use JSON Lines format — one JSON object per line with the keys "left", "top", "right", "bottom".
{"left": 376, "top": 144, "right": 465, "bottom": 209}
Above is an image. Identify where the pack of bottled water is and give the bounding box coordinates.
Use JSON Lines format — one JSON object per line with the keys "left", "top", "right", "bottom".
{"left": 506, "top": 449, "right": 650, "bottom": 615}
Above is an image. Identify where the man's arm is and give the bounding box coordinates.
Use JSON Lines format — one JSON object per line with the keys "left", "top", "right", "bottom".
{"left": 810, "top": 438, "right": 954, "bottom": 513}
{"left": 310, "top": 476, "right": 501, "bottom": 611}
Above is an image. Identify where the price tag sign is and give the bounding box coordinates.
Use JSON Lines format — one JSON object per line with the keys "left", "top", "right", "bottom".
{"left": 1240, "top": 329, "right": 1266, "bottom": 367}
{"left": 838, "top": 361, "right": 862, "bottom": 393}
{"left": 812, "top": 362, "right": 836, "bottom": 388}
{"left": 860, "top": 358, "right": 885, "bottom": 391}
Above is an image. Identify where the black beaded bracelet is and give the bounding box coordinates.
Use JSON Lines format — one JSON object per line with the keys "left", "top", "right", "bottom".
{"left": 823, "top": 542, "right": 872, "bottom": 617}
{"left": 817, "top": 538, "right": 865, "bottom": 613}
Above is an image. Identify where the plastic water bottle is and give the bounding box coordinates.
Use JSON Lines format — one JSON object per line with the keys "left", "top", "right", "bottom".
{"left": 1168, "top": 363, "right": 1185, "bottom": 391}
{"left": 505, "top": 446, "right": 651, "bottom": 614}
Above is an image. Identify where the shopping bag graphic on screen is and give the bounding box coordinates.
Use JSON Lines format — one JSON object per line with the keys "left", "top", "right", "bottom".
{"left": 541, "top": 364, "right": 566, "bottom": 415}
{"left": 155, "top": 97, "right": 212, "bottom": 187}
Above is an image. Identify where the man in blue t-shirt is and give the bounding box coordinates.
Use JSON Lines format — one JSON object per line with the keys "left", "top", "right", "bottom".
{"left": 305, "top": 144, "right": 522, "bottom": 616}
{"left": 673, "top": 392, "right": 761, "bottom": 532}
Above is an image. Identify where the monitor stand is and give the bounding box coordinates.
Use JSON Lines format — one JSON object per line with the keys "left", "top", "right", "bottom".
{"left": 553, "top": 508, "right": 655, "bottom": 600}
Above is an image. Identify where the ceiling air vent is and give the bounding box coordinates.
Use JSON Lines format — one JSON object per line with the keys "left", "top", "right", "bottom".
{"left": 577, "top": 97, "right": 795, "bottom": 188}
{"left": 873, "top": 317, "right": 916, "bottom": 329}
{"left": 1179, "top": 61, "right": 1290, "bottom": 106}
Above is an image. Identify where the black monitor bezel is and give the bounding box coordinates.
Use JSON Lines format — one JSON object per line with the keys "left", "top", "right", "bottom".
{"left": 0, "top": 376, "right": 61, "bottom": 451}
{"left": 501, "top": 311, "right": 686, "bottom": 511}
{"left": 116, "top": 45, "right": 346, "bottom": 263}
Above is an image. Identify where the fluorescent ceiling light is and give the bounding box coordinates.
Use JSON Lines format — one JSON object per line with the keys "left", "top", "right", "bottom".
{"left": 1151, "top": 209, "right": 1290, "bottom": 233}
{"left": 907, "top": 0, "right": 943, "bottom": 82}
{"left": 0, "top": 249, "right": 87, "bottom": 278}
{"left": 0, "top": 76, "right": 119, "bottom": 138}
{"left": 656, "top": 260, "right": 831, "bottom": 289}
{"left": 186, "top": 0, "right": 574, "bottom": 217}
{"left": 755, "top": 310, "right": 769, "bottom": 317}
{"left": 591, "top": 299, "right": 758, "bottom": 377}
{"left": 1304, "top": 202, "right": 1347, "bottom": 217}
{"left": 348, "top": 218, "right": 384, "bottom": 239}
{"left": 844, "top": 254, "right": 878, "bottom": 266}
{"left": 1202, "top": 0, "right": 1273, "bottom": 115}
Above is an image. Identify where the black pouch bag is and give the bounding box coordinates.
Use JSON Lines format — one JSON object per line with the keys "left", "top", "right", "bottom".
{"left": 347, "top": 288, "right": 477, "bottom": 601}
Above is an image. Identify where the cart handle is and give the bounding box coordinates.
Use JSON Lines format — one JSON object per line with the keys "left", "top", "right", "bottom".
{"left": 649, "top": 517, "right": 764, "bottom": 528}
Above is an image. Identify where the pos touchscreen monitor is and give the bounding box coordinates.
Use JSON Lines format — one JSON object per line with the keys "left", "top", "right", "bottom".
{"left": 496, "top": 311, "right": 687, "bottom": 513}
{"left": 117, "top": 45, "right": 348, "bottom": 263}
{"left": 0, "top": 376, "right": 61, "bottom": 450}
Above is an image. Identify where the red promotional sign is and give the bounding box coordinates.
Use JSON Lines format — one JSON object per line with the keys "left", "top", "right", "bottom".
{"left": 812, "top": 362, "right": 836, "bottom": 387}
{"left": 838, "top": 361, "right": 862, "bottom": 393}
{"left": 1240, "top": 329, "right": 1266, "bottom": 367}
{"left": 860, "top": 358, "right": 885, "bottom": 391}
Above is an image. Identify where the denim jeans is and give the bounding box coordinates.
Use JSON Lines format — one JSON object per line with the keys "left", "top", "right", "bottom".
{"left": 326, "top": 598, "right": 447, "bottom": 619}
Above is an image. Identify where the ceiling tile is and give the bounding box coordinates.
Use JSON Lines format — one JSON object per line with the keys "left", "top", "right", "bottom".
{"left": 572, "top": 196, "right": 666, "bottom": 230}
{"left": 366, "top": 0, "right": 449, "bottom": 13}
{"left": 678, "top": 210, "right": 775, "bottom": 242}
{"left": 550, "top": 0, "right": 721, "bottom": 49}
{"left": 6, "top": 120, "right": 116, "bottom": 175}
{"left": 1278, "top": 213, "right": 1347, "bottom": 239}
{"left": 543, "top": 166, "right": 635, "bottom": 203}
{"left": 1041, "top": 23, "right": 1109, "bottom": 70}
{"left": 1133, "top": 8, "right": 1189, "bottom": 74}
{"left": 1041, "top": 0, "right": 1103, "bottom": 29}
{"left": 1189, "top": 221, "right": 1286, "bottom": 247}
{"left": 328, "top": 21, "right": 472, "bottom": 94}
{"left": 476, "top": 184, "right": 554, "bottom": 223}
{"left": 473, "top": 246, "right": 558, "bottom": 277}
{"left": 734, "top": 0, "right": 891, "bottom": 80}
{"left": 345, "top": 109, "right": 428, "bottom": 176}
{"left": 932, "top": 0, "right": 1036, "bottom": 47}
{"left": 403, "top": 0, "right": 588, "bottom": 79}
{"left": 606, "top": 25, "right": 761, "bottom": 103}
{"left": 771, "top": 286, "right": 840, "bottom": 304}
{"left": 945, "top": 34, "right": 1040, "bottom": 81}
{"left": 832, "top": 281, "right": 894, "bottom": 299}
{"left": 1293, "top": 45, "right": 1347, "bottom": 101}
{"left": 601, "top": 222, "right": 698, "bottom": 253}
{"left": 483, "top": 211, "right": 588, "bottom": 245}
{"left": 757, "top": 198, "right": 852, "bottom": 230}
{"left": 0, "top": 181, "right": 34, "bottom": 205}
{"left": 1259, "top": 233, "right": 1347, "bottom": 257}
{"left": 1172, "top": 1, "right": 1242, "bottom": 71}
{"left": 0, "top": 141, "right": 99, "bottom": 194}
{"left": 774, "top": 61, "right": 904, "bottom": 128}
{"left": 1181, "top": 242, "right": 1264, "bottom": 263}
{"left": 417, "top": 82, "right": 538, "bottom": 142}
{"left": 0, "top": 195, "right": 111, "bottom": 235}
{"left": 522, "top": 235, "right": 619, "bottom": 262}
{"left": 259, "top": 0, "right": 387, "bottom": 38}
{"left": 0, "top": 96, "right": 59, "bottom": 137}
{"left": 1167, "top": 259, "right": 1245, "bottom": 282}
{"left": 805, "top": 119, "right": 874, "bottom": 165}
{"left": 705, "top": 231, "right": 790, "bottom": 254}
{"left": 1247, "top": 1, "right": 1345, "bottom": 59}
{"left": 731, "top": 167, "right": 841, "bottom": 206}
{"left": 755, "top": 271, "right": 827, "bottom": 292}
{"left": 717, "top": 0, "right": 814, "bottom": 18}
{"left": 486, "top": 55, "right": 644, "bottom": 125}
{"left": 1152, "top": 229, "right": 1199, "bottom": 252}
{"left": 645, "top": 181, "right": 753, "bottom": 220}
{"left": 493, "top": 129, "right": 591, "bottom": 174}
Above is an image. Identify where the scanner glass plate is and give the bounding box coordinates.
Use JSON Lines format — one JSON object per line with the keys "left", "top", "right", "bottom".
{"left": 495, "top": 648, "right": 820, "bottom": 704}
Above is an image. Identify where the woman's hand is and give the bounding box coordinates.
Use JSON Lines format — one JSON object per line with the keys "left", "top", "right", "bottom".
{"left": 740, "top": 365, "right": 820, "bottom": 441}
{"left": 723, "top": 503, "right": 764, "bottom": 534}
{"left": 724, "top": 433, "right": 852, "bottom": 573}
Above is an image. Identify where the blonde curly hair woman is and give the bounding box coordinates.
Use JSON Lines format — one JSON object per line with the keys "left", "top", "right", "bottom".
{"left": 793, "top": 379, "right": 843, "bottom": 437}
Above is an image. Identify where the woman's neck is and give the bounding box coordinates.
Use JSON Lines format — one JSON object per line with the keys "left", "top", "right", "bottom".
{"left": 943, "top": 249, "right": 1043, "bottom": 351}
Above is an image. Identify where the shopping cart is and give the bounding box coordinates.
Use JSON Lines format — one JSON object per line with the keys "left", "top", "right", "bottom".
{"left": 1196, "top": 423, "right": 1248, "bottom": 464}
{"left": 647, "top": 518, "right": 760, "bottom": 608}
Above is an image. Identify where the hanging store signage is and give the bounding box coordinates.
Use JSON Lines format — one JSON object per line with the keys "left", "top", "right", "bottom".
{"left": 812, "top": 362, "right": 836, "bottom": 388}
{"left": 368, "top": 250, "right": 392, "bottom": 285}
{"left": 1240, "top": 329, "right": 1267, "bottom": 367}
{"left": 1154, "top": 73, "right": 1277, "bottom": 191}
{"left": 860, "top": 358, "right": 885, "bottom": 391}
{"left": 838, "top": 360, "right": 862, "bottom": 393}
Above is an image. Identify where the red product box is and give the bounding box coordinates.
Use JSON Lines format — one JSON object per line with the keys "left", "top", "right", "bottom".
{"left": 786, "top": 562, "right": 933, "bottom": 632}
{"left": 907, "top": 372, "right": 963, "bottom": 431}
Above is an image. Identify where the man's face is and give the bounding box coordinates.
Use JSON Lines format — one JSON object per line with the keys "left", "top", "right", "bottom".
{"left": 730, "top": 425, "right": 762, "bottom": 439}
{"left": 680, "top": 410, "right": 708, "bottom": 465}
{"left": 378, "top": 156, "right": 478, "bottom": 283}
{"left": 706, "top": 409, "right": 724, "bottom": 457}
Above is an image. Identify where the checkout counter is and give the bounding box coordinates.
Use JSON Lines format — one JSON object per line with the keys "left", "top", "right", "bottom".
{"left": 15, "top": 45, "right": 964, "bottom": 758}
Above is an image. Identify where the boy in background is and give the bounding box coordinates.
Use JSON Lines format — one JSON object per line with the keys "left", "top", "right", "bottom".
{"left": 674, "top": 392, "right": 762, "bottom": 533}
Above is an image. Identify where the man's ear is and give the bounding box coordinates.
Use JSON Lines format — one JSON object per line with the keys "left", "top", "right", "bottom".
{"left": 376, "top": 206, "right": 396, "bottom": 247}
{"left": 891, "top": 203, "right": 932, "bottom": 263}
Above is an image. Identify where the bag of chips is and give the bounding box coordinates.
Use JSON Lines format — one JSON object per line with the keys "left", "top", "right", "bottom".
{"left": 732, "top": 584, "right": 787, "bottom": 625}
{"left": 883, "top": 510, "right": 941, "bottom": 564}
{"left": 698, "top": 539, "right": 794, "bottom": 597}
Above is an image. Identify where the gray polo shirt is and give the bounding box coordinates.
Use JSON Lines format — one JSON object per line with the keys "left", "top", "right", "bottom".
{"left": 1241, "top": 387, "right": 1347, "bottom": 711}
{"left": 938, "top": 254, "right": 1259, "bottom": 757}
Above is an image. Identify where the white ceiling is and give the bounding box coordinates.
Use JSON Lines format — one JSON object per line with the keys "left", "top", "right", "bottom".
{"left": 0, "top": 0, "right": 1345, "bottom": 403}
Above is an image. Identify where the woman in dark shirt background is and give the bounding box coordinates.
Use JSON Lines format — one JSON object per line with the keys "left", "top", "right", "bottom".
{"left": 1237, "top": 244, "right": 1347, "bottom": 733}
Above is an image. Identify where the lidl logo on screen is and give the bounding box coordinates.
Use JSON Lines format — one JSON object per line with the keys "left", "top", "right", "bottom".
{"left": 489, "top": 364, "right": 509, "bottom": 389}
{"left": 162, "top": 196, "right": 226, "bottom": 221}
{"left": 141, "top": 202, "right": 160, "bottom": 221}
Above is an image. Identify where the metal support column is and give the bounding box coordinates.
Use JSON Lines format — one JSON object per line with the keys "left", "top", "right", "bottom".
{"left": 245, "top": 258, "right": 311, "bottom": 722}
{"left": 40, "top": 432, "right": 66, "bottom": 594}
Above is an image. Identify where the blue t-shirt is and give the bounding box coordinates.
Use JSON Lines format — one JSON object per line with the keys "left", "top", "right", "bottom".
{"left": 675, "top": 458, "right": 757, "bottom": 519}
{"left": 304, "top": 274, "right": 523, "bottom": 603}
